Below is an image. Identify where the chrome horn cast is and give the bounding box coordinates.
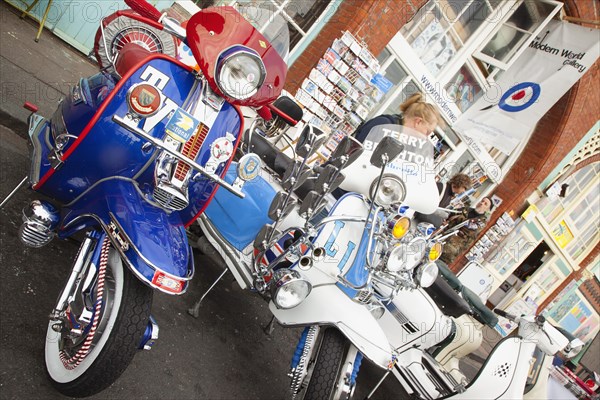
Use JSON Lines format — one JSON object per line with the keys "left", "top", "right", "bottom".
{"left": 18, "top": 200, "right": 60, "bottom": 247}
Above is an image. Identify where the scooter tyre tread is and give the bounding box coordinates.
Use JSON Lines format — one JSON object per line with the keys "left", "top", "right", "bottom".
{"left": 304, "top": 328, "right": 348, "bottom": 400}
{"left": 48, "top": 259, "right": 153, "bottom": 398}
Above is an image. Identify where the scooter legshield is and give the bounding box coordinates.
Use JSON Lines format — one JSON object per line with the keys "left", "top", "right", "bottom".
{"left": 59, "top": 179, "right": 193, "bottom": 294}
{"left": 203, "top": 166, "right": 276, "bottom": 251}
{"left": 269, "top": 285, "right": 394, "bottom": 369}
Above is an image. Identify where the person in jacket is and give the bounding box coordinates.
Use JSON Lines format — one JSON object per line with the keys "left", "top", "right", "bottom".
{"left": 439, "top": 196, "right": 494, "bottom": 264}
{"left": 354, "top": 92, "right": 440, "bottom": 142}
{"left": 416, "top": 172, "right": 472, "bottom": 227}
{"left": 437, "top": 173, "right": 472, "bottom": 209}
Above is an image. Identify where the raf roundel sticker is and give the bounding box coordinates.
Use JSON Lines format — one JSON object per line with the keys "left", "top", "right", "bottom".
{"left": 499, "top": 82, "right": 541, "bottom": 112}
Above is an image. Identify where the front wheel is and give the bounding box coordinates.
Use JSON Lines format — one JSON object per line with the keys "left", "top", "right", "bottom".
{"left": 45, "top": 236, "right": 153, "bottom": 397}
{"left": 293, "top": 327, "right": 362, "bottom": 400}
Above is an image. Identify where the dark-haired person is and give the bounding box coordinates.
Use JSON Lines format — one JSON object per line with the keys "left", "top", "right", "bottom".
{"left": 439, "top": 196, "right": 494, "bottom": 265}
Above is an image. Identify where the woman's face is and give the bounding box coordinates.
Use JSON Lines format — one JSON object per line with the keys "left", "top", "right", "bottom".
{"left": 476, "top": 198, "right": 492, "bottom": 213}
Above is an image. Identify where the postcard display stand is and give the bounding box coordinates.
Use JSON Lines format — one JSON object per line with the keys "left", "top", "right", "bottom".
{"left": 466, "top": 212, "right": 515, "bottom": 264}
{"left": 294, "top": 31, "right": 386, "bottom": 162}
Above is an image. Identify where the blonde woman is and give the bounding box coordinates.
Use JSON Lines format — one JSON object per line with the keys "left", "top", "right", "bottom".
{"left": 353, "top": 92, "right": 441, "bottom": 142}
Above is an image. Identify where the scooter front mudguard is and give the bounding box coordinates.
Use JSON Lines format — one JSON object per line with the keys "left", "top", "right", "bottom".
{"left": 59, "top": 179, "right": 193, "bottom": 294}
{"left": 269, "top": 284, "right": 394, "bottom": 370}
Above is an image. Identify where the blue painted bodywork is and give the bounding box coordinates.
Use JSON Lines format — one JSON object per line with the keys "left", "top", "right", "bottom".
{"left": 29, "top": 56, "right": 240, "bottom": 288}
{"left": 60, "top": 179, "right": 192, "bottom": 282}
{"left": 204, "top": 166, "right": 276, "bottom": 251}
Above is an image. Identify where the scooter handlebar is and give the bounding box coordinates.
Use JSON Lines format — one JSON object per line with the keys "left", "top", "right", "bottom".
{"left": 494, "top": 308, "right": 517, "bottom": 321}
{"left": 125, "top": 0, "right": 163, "bottom": 22}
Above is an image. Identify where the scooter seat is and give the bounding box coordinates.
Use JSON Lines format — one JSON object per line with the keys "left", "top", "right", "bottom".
{"left": 424, "top": 276, "right": 471, "bottom": 319}
{"left": 436, "top": 260, "right": 463, "bottom": 292}
{"left": 114, "top": 43, "right": 152, "bottom": 77}
{"left": 461, "top": 287, "right": 498, "bottom": 328}
{"left": 245, "top": 130, "right": 286, "bottom": 174}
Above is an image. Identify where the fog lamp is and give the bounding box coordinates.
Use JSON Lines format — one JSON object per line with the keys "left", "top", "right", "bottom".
{"left": 271, "top": 269, "right": 311, "bottom": 309}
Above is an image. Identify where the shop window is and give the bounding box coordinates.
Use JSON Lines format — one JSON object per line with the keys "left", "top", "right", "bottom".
{"left": 444, "top": 64, "right": 483, "bottom": 112}
{"left": 229, "top": 0, "right": 332, "bottom": 51}
{"left": 513, "top": 241, "right": 551, "bottom": 282}
{"left": 475, "top": 0, "right": 562, "bottom": 74}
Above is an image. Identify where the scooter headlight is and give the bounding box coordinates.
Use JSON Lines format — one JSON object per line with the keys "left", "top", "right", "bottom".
{"left": 271, "top": 269, "right": 311, "bottom": 309}
{"left": 427, "top": 242, "right": 443, "bottom": 262}
{"left": 370, "top": 175, "right": 405, "bottom": 207}
{"left": 386, "top": 237, "right": 427, "bottom": 272}
{"left": 415, "top": 263, "right": 439, "bottom": 288}
{"left": 215, "top": 47, "right": 266, "bottom": 100}
{"left": 388, "top": 215, "right": 411, "bottom": 239}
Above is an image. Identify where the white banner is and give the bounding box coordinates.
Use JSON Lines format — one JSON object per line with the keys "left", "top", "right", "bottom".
{"left": 455, "top": 20, "right": 600, "bottom": 154}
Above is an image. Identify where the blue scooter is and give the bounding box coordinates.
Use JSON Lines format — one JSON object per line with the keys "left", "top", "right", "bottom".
{"left": 1, "top": 0, "right": 290, "bottom": 396}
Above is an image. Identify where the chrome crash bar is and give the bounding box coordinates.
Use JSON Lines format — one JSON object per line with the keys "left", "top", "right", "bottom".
{"left": 113, "top": 115, "right": 244, "bottom": 198}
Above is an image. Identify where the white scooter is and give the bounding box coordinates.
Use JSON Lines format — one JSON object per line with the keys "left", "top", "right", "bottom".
{"left": 365, "top": 271, "right": 585, "bottom": 400}
{"left": 197, "top": 123, "right": 444, "bottom": 399}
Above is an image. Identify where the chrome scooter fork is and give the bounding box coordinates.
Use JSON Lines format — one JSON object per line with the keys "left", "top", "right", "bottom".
{"left": 49, "top": 233, "right": 98, "bottom": 330}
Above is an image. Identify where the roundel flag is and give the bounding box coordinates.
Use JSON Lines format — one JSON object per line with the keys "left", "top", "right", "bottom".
{"left": 499, "top": 82, "right": 541, "bottom": 112}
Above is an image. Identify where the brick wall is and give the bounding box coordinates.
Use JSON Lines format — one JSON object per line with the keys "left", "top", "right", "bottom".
{"left": 285, "top": 0, "right": 426, "bottom": 92}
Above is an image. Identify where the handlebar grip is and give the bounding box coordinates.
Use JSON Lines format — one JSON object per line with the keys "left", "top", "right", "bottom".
{"left": 125, "top": 0, "right": 163, "bottom": 22}
{"left": 494, "top": 308, "right": 516, "bottom": 321}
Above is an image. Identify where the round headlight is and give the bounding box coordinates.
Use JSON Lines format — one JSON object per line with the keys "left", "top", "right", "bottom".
{"left": 427, "top": 242, "right": 443, "bottom": 262}
{"left": 415, "top": 263, "right": 439, "bottom": 288}
{"left": 216, "top": 47, "right": 266, "bottom": 100}
{"left": 271, "top": 269, "right": 311, "bottom": 309}
{"left": 388, "top": 215, "right": 411, "bottom": 239}
{"left": 386, "top": 237, "right": 427, "bottom": 272}
{"left": 370, "top": 175, "right": 405, "bottom": 207}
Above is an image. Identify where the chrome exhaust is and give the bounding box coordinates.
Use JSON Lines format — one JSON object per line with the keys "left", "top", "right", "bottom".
{"left": 18, "top": 200, "right": 59, "bottom": 247}
{"left": 298, "top": 247, "right": 326, "bottom": 270}
{"left": 298, "top": 256, "right": 312, "bottom": 270}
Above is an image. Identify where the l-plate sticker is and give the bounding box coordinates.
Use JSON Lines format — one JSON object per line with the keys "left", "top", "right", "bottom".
{"left": 324, "top": 220, "right": 357, "bottom": 270}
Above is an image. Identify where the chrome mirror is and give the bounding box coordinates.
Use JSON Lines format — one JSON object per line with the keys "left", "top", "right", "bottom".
{"left": 282, "top": 161, "right": 311, "bottom": 190}
{"left": 268, "top": 191, "right": 296, "bottom": 220}
{"left": 298, "top": 190, "right": 325, "bottom": 218}
{"left": 254, "top": 224, "right": 279, "bottom": 250}
{"left": 370, "top": 136, "right": 404, "bottom": 168}
{"left": 329, "top": 135, "right": 363, "bottom": 169}
{"left": 315, "top": 164, "right": 344, "bottom": 194}
{"left": 295, "top": 125, "right": 326, "bottom": 159}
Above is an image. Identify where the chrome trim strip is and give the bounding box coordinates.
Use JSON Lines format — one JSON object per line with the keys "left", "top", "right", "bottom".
{"left": 113, "top": 114, "right": 244, "bottom": 198}
{"left": 197, "top": 215, "right": 254, "bottom": 289}
{"left": 27, "top": 115, "right": 47, "bottom": 185}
